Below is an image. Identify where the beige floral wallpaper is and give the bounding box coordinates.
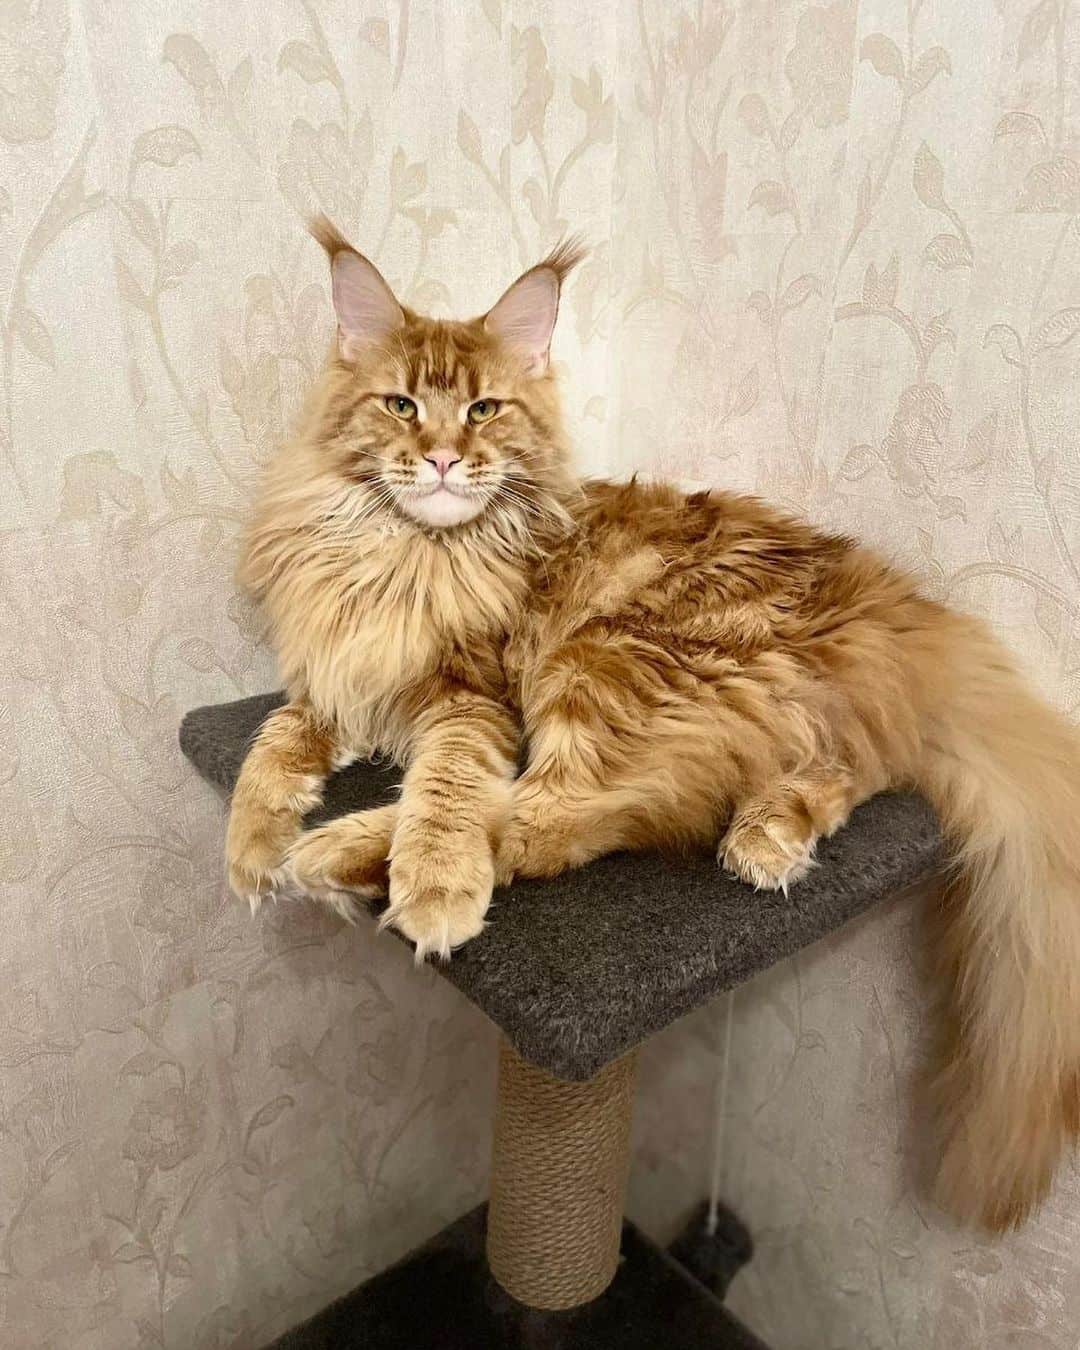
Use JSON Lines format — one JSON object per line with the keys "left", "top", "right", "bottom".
{"left": 2, "top": 1, "right": 1078, "bottom": 1348}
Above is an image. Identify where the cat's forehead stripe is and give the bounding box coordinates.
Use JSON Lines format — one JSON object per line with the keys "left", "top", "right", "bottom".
{"left": 391, "top": 321, "right": 496, "bottom": 399}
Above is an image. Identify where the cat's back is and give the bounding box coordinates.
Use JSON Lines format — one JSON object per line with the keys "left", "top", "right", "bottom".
{"left": 529, "top": 477, "right": 918, "bottom": 653}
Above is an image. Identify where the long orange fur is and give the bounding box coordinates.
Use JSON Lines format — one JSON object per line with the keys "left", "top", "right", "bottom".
{"left": 226, "top": 217, "right": 1080, "bottom": 1233}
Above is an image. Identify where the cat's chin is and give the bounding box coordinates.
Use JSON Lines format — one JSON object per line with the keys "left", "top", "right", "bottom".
{"left": 398, "top": 486, "right": 485, "bottom": 529}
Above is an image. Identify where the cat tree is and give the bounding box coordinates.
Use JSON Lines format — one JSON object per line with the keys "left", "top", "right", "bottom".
{"left": 181, "top": 692, "right": 942, "bottom": 1348}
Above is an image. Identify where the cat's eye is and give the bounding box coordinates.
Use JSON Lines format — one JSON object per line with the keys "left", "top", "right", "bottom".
{"left": 386, "top": 395, "right": 417, "bottom": 421}
{"left": 467, "top": 399, "right": 500, "bottom": 425}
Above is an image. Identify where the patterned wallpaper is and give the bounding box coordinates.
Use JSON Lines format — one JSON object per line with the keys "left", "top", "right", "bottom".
{"left": 2, "top": 2, "right": 1078, "bottom": 1348}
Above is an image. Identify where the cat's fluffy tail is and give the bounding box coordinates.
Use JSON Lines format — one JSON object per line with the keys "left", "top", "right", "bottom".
{"left": 916, "top": 616, "right": 1080, "bottom": 1230}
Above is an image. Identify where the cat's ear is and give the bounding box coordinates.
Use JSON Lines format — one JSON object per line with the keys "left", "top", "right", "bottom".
{"left": 484, "top": 236, "right": 586, "bottom": 376}
{"left": 310, "top": 215, "right": 404, "bottom": 361}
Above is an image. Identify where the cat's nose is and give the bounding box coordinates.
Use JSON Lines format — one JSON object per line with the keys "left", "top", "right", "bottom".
{"left": 423, "top": 450, "right": 463, "bottom": 478}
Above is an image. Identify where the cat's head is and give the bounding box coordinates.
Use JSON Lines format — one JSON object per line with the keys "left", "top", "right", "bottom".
{"left": 303, "top": 216, "right": 582, "bottom": 534}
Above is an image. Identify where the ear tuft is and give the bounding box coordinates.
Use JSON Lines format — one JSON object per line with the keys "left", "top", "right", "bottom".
{"left": 537, "top": 233, "right": 588, "bottom": 285}
{"left": 484, "top": 235, "right": 587, "bottom": 376}
{"left": 309, "top": 215, "right": 404, "bottom": 360}
{"left": 308, "top": 213, "right": 352, "bottom": 259}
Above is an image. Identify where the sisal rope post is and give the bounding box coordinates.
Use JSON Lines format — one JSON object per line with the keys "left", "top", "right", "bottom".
{"left": 486, "top": 1036, "right": 638, "bottom": 1310}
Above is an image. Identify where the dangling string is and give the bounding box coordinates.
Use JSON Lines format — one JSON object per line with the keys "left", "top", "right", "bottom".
{"left": 706, "top": 986, "right": 735, "bottom": 1236}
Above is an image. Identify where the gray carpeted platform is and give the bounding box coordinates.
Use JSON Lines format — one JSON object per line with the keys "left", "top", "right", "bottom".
{"left": 180, "top": 692, "right": 943, "bottom": 1080}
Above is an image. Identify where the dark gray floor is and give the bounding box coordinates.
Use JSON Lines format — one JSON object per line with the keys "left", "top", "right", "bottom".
{"left": 181, "top": 692, "right": 943, "bottom": 1080}
{"left": 266, "top": 1206, "right": 769, "bottom": 1350}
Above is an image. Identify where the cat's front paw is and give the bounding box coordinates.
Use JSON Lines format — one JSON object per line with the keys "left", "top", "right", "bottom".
{"left": 226, "top": 803, "right": 298, "bottom": 913}
{"left": 382, "top": 832, "right": 494, "bottom": 961}
{"left": 286, "top": 807, "right": 394, "bottom": 923}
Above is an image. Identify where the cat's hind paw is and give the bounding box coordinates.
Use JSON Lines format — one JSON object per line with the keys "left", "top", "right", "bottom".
{"left": 720, "top": 815, "right": 816, "bottom": 895}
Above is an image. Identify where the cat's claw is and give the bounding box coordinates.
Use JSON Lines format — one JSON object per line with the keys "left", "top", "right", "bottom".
{"left": 228, "top": 859, "right": 292, "bottom": 916}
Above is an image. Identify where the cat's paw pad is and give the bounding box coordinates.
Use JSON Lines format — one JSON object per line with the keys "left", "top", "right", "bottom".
{"left": 381, "top": 845, "right": 494, "bottom": 961}
{"left": 286, "top": 817, "right": 390, "bottom": 923}
{"left": 720, "top": 817, "right": 816, "bottom": 894}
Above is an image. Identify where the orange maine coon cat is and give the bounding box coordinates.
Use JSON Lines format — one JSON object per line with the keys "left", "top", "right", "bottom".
{"left": 227, "top": 218, "right": 1080, "bottom": 1234}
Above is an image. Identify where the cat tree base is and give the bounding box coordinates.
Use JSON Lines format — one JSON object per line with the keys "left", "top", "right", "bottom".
{"left": 264, "top": 1039, "right": 769, "bottom": 1348}
{"left": 269, "top": 1206, "right": 765, "bottom": 1349}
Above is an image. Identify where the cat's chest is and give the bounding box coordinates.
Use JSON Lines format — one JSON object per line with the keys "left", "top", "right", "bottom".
{"left": 290, "top": 587, "right": 440, "bottom": 741}
{"left": 268, "top": 529, "right": 526, "bottom": 750}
